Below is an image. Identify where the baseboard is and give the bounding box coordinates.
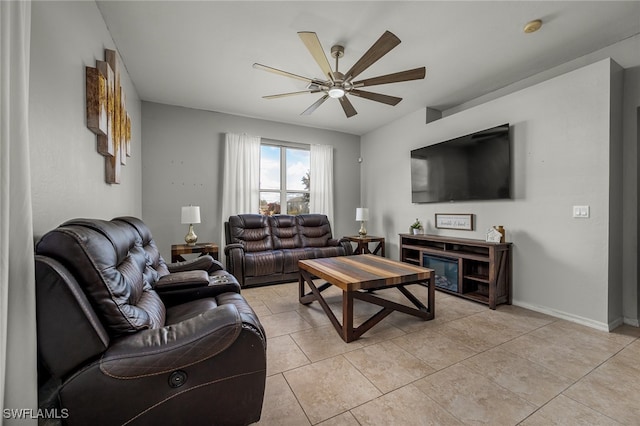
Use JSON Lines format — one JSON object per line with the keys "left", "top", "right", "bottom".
{"left": 512, "top": 300, "right": 618, "bottom": 332}
{"left": 624, "top": 317, "right": 640, "bottom": 327}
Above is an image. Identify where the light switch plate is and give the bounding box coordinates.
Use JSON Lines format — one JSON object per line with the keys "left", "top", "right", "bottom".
{"left": 573, "top": 205, "right": 590, "bottom": 218}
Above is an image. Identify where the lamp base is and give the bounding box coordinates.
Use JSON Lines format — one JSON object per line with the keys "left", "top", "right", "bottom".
{"left": 184, "top": 224, "right": 198, "bottom": 246}
{"left": 358, "top": 221, "right": 367, "bottom": 237}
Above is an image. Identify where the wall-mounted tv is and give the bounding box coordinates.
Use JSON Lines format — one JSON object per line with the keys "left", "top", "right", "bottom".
{"left": 411, "top": 123, "right": 511, "bottom": 203}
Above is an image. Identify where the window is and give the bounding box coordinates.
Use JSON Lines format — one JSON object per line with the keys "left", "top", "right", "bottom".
{"left": 260, "top": 143, "right": 310, "bottom": 215}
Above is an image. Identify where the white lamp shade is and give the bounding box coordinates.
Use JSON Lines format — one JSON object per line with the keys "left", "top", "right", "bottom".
{"left": 181, "top": 206, "right": 201, "bottom": 224}
{"left": 355, "top": 207, "right": 369, "bottom": 221}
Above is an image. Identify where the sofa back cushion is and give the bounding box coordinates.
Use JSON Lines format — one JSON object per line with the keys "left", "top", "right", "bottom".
{"left": 269, "top": 215, "right": 301, "bottom": 249}
{"left": 35, "top": 219, "right": 166, "bottom": 337}
{"left": 296, "top": 214, "right": 333, "bottom": 247}
{"left": 227, "top": 214, "right": 273, "bottom": 252}
{"left": 114, "top": 216, "right": 170, "bottom": 278}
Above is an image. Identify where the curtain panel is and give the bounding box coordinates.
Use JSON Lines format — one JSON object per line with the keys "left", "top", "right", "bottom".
{"left": 0, "top": 0, "right": 37, "bottom": 420}
{"left": 309, "top": 144, "right": 334, "bottom": 224}
{"left": 220, "top": 133, "right": 260, "bottom": 263}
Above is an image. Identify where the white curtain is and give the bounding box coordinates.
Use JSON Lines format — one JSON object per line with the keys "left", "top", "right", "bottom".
{"left": 309, "top": 144, "right": 334, "bottom": 224}
{"left": 220, "top": 133, "right": 260, "bottom": 263}
{"left": 1, "top": 0, "right": 37, "bottom": 421}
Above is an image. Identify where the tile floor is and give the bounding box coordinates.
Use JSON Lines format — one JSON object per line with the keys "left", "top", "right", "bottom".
{"left": 244, "top": 281, "right": 640, "bottom": 425}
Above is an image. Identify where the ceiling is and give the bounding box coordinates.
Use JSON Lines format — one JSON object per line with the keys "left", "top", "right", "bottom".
{"left": 96, "top": 1, "right": 640, "bottom": 136}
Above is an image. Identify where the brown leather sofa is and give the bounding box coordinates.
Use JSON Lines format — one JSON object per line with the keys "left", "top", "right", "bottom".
{"left": 35, "top": 217, "right": 266, "bottom": 426}
{"left": 224, "top": 214, "right": 352, "bottom": 287}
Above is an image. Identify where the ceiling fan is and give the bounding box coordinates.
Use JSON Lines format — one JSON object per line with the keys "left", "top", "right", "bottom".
{"left": 253, "top": 31, "right": 426, "bottom": 118}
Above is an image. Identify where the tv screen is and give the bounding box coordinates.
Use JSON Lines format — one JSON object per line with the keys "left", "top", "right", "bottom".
{"left": 411, "top": 124, "right": 511, "bottom": 203}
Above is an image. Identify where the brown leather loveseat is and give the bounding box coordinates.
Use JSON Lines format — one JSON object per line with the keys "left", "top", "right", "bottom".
{"left": 224, "top": 214, "right": 352, "bottom": 287}
{"left": 35, "top": 217, "right": 266, "bottom": 425}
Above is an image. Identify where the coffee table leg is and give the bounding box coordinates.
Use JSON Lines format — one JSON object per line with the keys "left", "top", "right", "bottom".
{"left": 342, "top": 290, "right": 354, "bottom": 343}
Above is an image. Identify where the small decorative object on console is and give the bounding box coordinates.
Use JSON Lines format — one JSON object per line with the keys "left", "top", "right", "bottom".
{"left": 410, "top": 218, "right": 423, "bottom": 235}
{"left": 486, "top": 227, "right": 502, "bottom": 243}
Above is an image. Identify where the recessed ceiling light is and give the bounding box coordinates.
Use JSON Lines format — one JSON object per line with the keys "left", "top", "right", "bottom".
{"left": 524, "top": 19, "right": 543, "bottom": 34}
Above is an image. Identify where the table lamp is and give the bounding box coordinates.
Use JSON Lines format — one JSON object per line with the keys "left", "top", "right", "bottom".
{"left": 356, "top": 207, "right": 369, "bottom": 236}
{"left": 181, "top": 205, "right": 201, "bottom": 246}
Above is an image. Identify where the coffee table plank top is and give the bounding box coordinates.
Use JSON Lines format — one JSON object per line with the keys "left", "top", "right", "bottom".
{"left": 298, "top": 254, "right": 432, "bottom": 291}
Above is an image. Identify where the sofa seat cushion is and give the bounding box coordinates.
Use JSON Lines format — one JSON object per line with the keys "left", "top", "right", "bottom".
{"left": 244, "top": 250, "right": 284, "bottom": 277}
{"left": 311, "top": 246, "right": 348, "bottom": 258}
{"left": 165, "top": 298, "right": 218, "bottom": 325}
{"left": 282, "top": 248, "right": 315, "bottom": 273}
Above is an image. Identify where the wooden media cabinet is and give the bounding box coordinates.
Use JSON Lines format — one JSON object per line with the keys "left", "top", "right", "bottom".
{"left": 399, "top": 234, "right": 512, "bottom": 309}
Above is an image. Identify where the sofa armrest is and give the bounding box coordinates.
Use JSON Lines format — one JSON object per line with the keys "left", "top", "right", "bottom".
{"left": 327, "top": 238, "right": 341, "bottom": 247}
{"left": 166, "top": 255, "right": 224, "bottom": 274}
{"left": 224, "top": 243, "right": 245, "bottom": 254}
{"left": 337, "top": 238, "right": 354, "bottom": 255}
{"left": 100, "top": 304, "right": 242, "bottom": 378}
{"left": 224, "top": 244, "right": 246, "bottom": 286}
{"left": 155, "top": 270, "right": 210, "bottom": 291}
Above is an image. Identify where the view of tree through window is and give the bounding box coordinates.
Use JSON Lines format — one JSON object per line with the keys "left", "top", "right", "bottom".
{"left": 260, "top": 144, "right": 310, "bottom": 215}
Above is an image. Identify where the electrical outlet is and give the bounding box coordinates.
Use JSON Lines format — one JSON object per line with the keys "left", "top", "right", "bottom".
{"left": 573, "top": 205, "right": 590, "bottom": 218}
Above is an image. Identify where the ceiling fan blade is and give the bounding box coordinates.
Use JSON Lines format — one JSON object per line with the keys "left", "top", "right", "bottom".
{"left": 253, "top": 63, "right": 322, "bottom": 84}
{"left": 344, "top": 31, "right": 401, "bottom": 81}
{"left": 301, "top": 94, "right": 329, "bottom": 116}
{"left": 349, "top": 89, "right": 402, "bottom": 106}
{"left": 339, "top": 96, "right": 358, "bottom": 118}
{"left": 298, "top": 32, "right": 335, "bottom": 81}
{"left": 263, "top": 90, "right": 322, "bottom": 99}
{"left": 353, "top": 67, "right": 426, "bottom": 88}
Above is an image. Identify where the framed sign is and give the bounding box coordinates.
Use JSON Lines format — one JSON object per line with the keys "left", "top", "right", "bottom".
{"left": 435, "top": 214, "right": 474, "bottom": 231}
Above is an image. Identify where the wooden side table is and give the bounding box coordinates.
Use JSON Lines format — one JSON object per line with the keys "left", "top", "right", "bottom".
{"left": 171, "top": 242, "right": 219, "bottom": 262}
{"left": 343, "top": 235, "right": 385, "bottom": 257}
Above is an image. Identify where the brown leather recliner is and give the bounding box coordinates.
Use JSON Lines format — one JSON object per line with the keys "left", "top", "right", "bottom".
{"left": 35, "top": 217, "right": 266, "bottom": 425}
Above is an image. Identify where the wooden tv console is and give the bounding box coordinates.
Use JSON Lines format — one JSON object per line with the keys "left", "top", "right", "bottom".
{"left": 399, "top": 234, "right": 512, "bottom": 309}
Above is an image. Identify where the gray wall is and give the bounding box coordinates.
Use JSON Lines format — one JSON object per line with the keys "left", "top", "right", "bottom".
{"left": 361, "top": 59, "right": 625, "bottom": 330}
{"left": 29, "top": 1, "right": 142, "bottom": 239}
{"left": 141, "top": 102, "right": 361, "bottom": 261}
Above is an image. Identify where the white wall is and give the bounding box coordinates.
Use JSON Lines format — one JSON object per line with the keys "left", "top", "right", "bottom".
{"left": 29, "top": 1, "right": 142, "bottom": 239}
{"left": 141, "top": 102, "right": 361, "bottom": 261}
{"left": 361, "top": 59, "right": 623, "bottom": 330}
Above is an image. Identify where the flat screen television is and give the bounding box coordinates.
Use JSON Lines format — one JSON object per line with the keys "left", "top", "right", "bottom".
{"left": 411, "top": 123, "right": 511, "bottom": 203}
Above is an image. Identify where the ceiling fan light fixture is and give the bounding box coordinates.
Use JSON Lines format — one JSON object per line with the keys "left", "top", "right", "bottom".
{"left": 328, "top": 87, "right": 345, "bottom": 98}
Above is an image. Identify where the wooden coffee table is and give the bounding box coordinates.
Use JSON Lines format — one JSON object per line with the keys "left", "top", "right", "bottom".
{"left": 298, "top": 254, "right": 435, "bottom": 342}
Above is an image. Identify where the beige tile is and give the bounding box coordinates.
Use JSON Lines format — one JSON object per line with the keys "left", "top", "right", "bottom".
{"left": 529, "top": 320, "right": 633, "bottom": 359}
{"left": 316, "top": 412, "right": 360, "bottom": 426}
{"left": 266, "top": 334, "right": 310, "bottom": 376}
{"left": 617, "top": 338, "right": 640, "bottom": 363}
{"left": 392, "top": 329, "right": 478, "bottom": 370}
{"left": 254, "top": 374, "right": 310, "bottom": 426}
{"left": 263, "top": 295, "right": 301, "bottom": 314}
{"left": 295, "top": 302, "right": 336, "bottom": 327}
{"left": 351, "top": 384, "right": 465, "bottom": 425}
{"left": 563, "top": 354, "right": 640, "bottom": 424}
{"left": 439, "top": 312, "right": 527, "bottom": 352}
{"left": 246, "top": 299, "right": 272, "bottom": 317}
{"left": 499, "top": 333, "right": 604, "bottom": 380}
{"left": 520, "top": 394, "right": 622, "bottom": 425}
{"left": 284, "top": 355, "right": 382, "bottom": 424}
{"left": 351, "top": 317, "right": 406, "bottom": 346}
{"left": 461, "top": 347, "right": 573, "bottom": 406}
{"left": 344, "top": 341, "right": 435, "bottom": 393}
{"left": 414, "top": 364, "right": 537, "bottom": 425}
{"left": 260, "top": 310, "right": 313, "bottom": 338}
{"left": 291, "top": 324, "right": 364, "bottom": 362}
{"left": 488, "top": 304, "right": 556, "bottom": 332}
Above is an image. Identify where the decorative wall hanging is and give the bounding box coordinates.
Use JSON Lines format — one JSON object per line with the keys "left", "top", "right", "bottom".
{"left": 435, "top": 213, "right": 474, "bottom": 231}
{"left": 86, "top": 49, "right": 131, "bottom": 184}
